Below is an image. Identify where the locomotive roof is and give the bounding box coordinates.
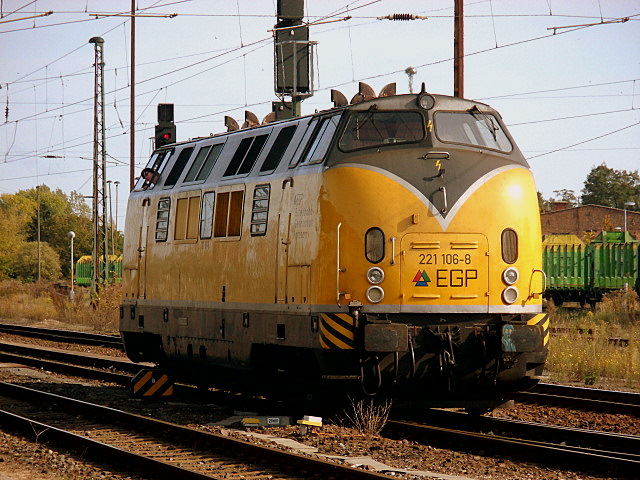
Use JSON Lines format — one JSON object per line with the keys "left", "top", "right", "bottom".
{"left": 160, "top": 91, "right": 499, "bottom": 150}
{"left": 133, "top": 87, "right": 517, "bottom": 195}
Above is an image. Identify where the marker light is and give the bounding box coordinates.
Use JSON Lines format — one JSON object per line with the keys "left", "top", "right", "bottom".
{"left": 418, "top": 93, "right": 435, "bottom": 110}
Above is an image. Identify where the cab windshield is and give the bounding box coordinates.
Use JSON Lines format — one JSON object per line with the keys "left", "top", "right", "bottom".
{"left": 133, "top": 149, "right": 173, "bottom": 190}
{"left": 434, "top": 109, "right": 512, "bottom": 152}
{"left": 338, "top": 110, "right": 425, "bottom": 152}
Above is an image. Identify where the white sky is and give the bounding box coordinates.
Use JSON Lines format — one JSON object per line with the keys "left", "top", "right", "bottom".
{"left": 1, "top": 0, "right": 639, "bottom": 228}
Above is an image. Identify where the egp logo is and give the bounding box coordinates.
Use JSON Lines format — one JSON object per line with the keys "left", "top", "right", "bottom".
{"left": 413, "top": 270, "right": 431, "bottom": 286}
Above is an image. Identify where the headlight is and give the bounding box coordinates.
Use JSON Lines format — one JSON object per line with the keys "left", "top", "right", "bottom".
{"left": 502, "top": 286, "right": 518, "bottom": 304}
{"left": 366, "top": 267, "right": 385, "bottom": 285}
{"left": 418, "top": 93, "right": 435, "bottom": 110}
{"left": 366, "top": 286, "right": 385, "bottom": 303}
{"left": 502, "top": 267, "right": 519, "bottom": 285}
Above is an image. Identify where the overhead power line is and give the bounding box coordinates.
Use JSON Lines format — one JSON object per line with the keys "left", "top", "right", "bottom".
{"left": 528, "top": 121, "right": 640, "bottom": 160}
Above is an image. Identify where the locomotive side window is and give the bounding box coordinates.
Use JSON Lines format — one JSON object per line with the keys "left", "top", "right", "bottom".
{"left": 224, "top": 134, "right": 269, "bottom": 177}
{"left": 250, "top": 184, "right": 270, "bottom": 236}
{"left": 338, "top": 111, "right": 424, "bottom": 152}
{"left": 155, "top": 198, "right": 171, "bottom": 242}
{"left": 184, "top": 145, "right": 211, "bottom": 183}
{"left": 299, "top": 113, "right": 342, "bottom": 165}
{"left": 164, "top": 147, "right": 195, "bottom": 188}
{"left": 184, "top": 143, "right": 225, "bottom": 183}
{"left": 196, "top": 143, "right": 223, "bottom": 181}
{"left": 174, "top": 195, "right": 200, "bottom": 241}
{"left": 200, "top": 191, "right": 215, "bottom": 239}
{"left": 260, "top": 126, "right": 297, "bottom": 173}
{"left": 434, "top": 110, "right": 512, "bottom": 152}
{"left": 214, "top": 190, "right": 245, "bottom": 237}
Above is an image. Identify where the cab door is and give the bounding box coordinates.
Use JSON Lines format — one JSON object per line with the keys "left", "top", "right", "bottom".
{"left": 136, "top": 199, "right": 151, "bottom": 299}
{"left": 276, "top": 178, "right": 294, "bottom": 303}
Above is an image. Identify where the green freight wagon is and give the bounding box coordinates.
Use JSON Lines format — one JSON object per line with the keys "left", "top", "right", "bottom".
{"left": 75, "top": 255, "right": 93, "bottom": 286}
{"left": 74, "top": 255, "right": 123, "bottom": 286}
{"left": 588, "top": 231, "right": 638, "bottom": 297}
{"left": 542, "top": 231, "right": 639, "bottom": 307}
{"left": 542, "top": 235, "right": 587, "bottom": 306}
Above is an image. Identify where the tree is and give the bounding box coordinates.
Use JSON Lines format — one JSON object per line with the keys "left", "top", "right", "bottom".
{"left": 581, "top": 164, "right": 640, "bottom": 209}
{"left": 553, "top": 189, "right": 579, "bottom": 207}
{"left": 0, "top": 194, "right": 36, "bottom": 279}
{"left": 11, "top": 241, "right": 62, "bottom": 281}
{"left": 16, "top": 186, "right": 93, "bottom": 277}
{"left": 537, "top": 191, "right": 553, "bottom": 212}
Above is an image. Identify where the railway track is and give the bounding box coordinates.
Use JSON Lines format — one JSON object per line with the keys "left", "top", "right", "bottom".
{"left": 0, "top": 322, "right": 123, "bottom": 349}
{"left": 0, "top": 340, "right": 138, "bottom": 385}
{"left": 0, "top": 382, "right": 392, "bottom": 480}
{"left": 386, "top": 409, "right": 640, "bottom": 478}
{"left": 508, "top": 382, "right": 640, "bottom": 416}
{"left": 1, "top": 324, "right": 639, "bottom": 478}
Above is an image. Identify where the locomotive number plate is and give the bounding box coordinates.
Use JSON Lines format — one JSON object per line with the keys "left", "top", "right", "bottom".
{"left": 401, "top": 233, "right": 489, "bottom": 304}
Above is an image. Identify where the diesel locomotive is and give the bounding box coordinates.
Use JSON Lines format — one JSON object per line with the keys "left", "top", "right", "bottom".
{"left": 119, "top": 83, "right": 549, "bottom": 409}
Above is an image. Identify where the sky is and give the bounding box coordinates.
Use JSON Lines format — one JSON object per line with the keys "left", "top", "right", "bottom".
{"left": 1, "top": 0, "right": 639, "bottom": 229}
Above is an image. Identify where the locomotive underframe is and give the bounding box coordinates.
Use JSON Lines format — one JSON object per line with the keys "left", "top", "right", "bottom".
{"left": 120, "top": 300, "right": 546, "bottom": 405}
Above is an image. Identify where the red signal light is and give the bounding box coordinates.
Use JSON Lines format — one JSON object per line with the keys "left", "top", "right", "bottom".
{"left": 162, "top": 133, "right": 171, "bottom": 140}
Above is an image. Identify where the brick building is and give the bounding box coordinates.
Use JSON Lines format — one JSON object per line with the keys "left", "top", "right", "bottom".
{"left": 540, "top": 204, "right": 640, "bottom": 240}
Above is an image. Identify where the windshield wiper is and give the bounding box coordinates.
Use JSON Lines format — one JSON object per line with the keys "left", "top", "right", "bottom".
{"left": 468, "top": 105, "right": 498, "bottom": 141}
{"left": 352, "top": 104, "right": 378, "bottom": 135}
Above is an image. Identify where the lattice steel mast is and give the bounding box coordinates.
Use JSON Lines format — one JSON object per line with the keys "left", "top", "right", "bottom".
{"left": 89, "top": 36, "right": 109, "bottom": 294}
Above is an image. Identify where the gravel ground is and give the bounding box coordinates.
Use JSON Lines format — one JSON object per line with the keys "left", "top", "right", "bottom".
{"left": 0, "top": 324, "right": 637, "bottom": 480}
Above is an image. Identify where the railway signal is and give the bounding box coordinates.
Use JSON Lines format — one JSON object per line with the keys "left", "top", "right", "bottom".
{"left": 154, "top": 123, "right": 175, "bottom": 148}
{"left": 155, "top": 103, "right": 176, "bottom": 148}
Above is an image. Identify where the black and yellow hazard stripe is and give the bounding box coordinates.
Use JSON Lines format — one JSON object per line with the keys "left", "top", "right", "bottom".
{"left": 130, "top": 369, "right": 174, "bottom": 397}
{"left": 527, "top": 313, "right": 550, "bottom": 347}
{"left": 320, "top": 313, "right": 357, "bottom": 349}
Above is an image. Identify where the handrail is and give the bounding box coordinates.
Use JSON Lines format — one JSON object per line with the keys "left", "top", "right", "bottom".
{"left": 439, "top": 185, "right": 448, "bottom": 213}
{"left": 531, "top": 269, "right": 547, "bottom": 298}
{"left": 390, "top": 236, "right": 396, "bottom": 265}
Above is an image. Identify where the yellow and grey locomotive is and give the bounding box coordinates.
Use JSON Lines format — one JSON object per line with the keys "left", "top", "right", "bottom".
{"left": 120, "top": 83, "right": 549, "bottom": 408}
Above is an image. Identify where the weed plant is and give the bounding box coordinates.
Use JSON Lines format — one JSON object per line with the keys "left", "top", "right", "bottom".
{"left": 545, "top": 289, "right": 640, "bottom": 390}
{"left": 339, "top": 398, "right": 392, "bottom": 437}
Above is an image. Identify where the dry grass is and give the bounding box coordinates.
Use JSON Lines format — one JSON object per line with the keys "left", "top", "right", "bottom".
{"left": 546, "top": 289, "right": 640, "bottom": 390}
{"left": 0, "top": 279, "right": 121, "bottom": 332}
